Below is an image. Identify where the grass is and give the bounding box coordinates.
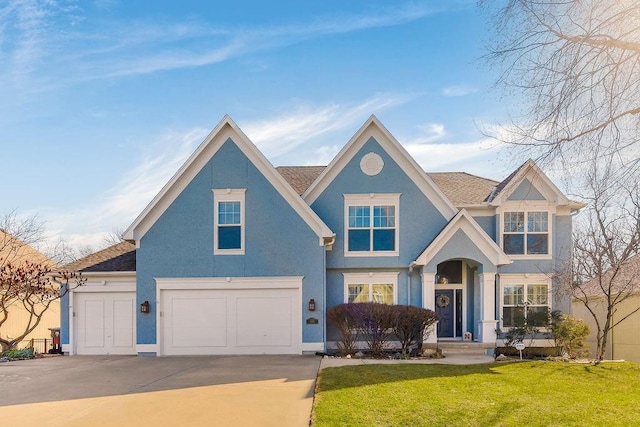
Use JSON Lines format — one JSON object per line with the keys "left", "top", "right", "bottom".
{"left": 312, "top": 361, "right": 640, "bottom": 426}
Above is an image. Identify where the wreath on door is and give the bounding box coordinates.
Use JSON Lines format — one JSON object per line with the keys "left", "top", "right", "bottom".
{"left": 436, "top": 294, "right": 450, "bottom": 308}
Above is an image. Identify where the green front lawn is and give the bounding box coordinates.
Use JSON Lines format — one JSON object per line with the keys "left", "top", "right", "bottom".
{"left": 313, "top": 361, "right": 640, "bottom": 426}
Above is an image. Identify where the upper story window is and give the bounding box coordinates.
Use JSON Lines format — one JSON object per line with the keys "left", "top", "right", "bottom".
{"left": 344, "top": 194, "right": 400, "bottom": 257}
{"left": 503, "top": 211, "right": 549, "bottom": 256}
{"left": 501, "top": 278, "right": 550, "bottom": 328}
{"left": 213, "top": 189, "right": 246, "bottom": 255}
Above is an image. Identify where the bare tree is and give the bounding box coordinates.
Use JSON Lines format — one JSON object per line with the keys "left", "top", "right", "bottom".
{"left": 483, "top": 0, "right": 640, "bottom": 176}
{"left": 563, "top": 160, "right": 640, "bottom": 361}
{"left": 0, "top": 211, "right": 85, "bottom": 351}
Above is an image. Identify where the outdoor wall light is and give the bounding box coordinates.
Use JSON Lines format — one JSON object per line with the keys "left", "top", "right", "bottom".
{"left": 140, "top": 301, "right": 150, "bottom": 314}
{"left": 308, "top": 298, "right": 316, "bottom": 311}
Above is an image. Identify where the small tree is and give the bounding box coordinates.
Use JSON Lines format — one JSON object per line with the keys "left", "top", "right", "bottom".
{"left": 562, "top": 162, "right": 640, "bottom": 362}
{"left": 0, "top": 211, "right": 84, "bottom": 351}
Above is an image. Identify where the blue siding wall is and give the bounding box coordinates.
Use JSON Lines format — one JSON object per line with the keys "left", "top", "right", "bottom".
{"left": 136, "top": 138, "right": 325, "bottom": 346}
{"left": 317, "top": 137, "right": 451, "bottom": 343}
{"left": 507, "top": 178, "right": 546, "bottom": 201}
{"left": 60, "top": 289, "right": 69, "bottom": 345}
{"left": 472, "top": 215, "right": 496, "bottom": 243}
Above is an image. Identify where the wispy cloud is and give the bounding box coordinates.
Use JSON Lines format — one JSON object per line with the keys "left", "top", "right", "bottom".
{"left": 442, "top": 84, "right": 478, "bottom": 97}
{"left": 1, "top": 2, "right": 437, "bottom": 87}
{"left": 403, "top": 122, "right": 448, "bottom": 145}
{"left": 44, "top": 127, "right": 209, "bottom": 250}
{"left": 243, "top": 93, "right": 412, "bottom": 159}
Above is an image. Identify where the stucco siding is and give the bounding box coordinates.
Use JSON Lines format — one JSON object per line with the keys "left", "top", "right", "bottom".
{"left": 311, "top": 137, "right": 449, "bottom": 269}
{"left": 136, "top": 138, "right": 326, "bottom": 346}
{"left": 507, "top": 178, "right": 546, "bottom": 201}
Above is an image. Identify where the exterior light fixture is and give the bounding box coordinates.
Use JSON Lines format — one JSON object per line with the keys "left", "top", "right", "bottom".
{"left": 308, "top": 299, "right": 316, "bottom": 311}
{"left": 140, "top": 301, "right": 150, "bottom": 314}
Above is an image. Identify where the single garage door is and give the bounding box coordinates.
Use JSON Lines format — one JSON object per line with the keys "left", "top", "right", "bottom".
{"left": 161, "top": 287, "right": 301, "bottom": 355}
{"left": 75, "top": 292, "right": 136, "bottom": 355}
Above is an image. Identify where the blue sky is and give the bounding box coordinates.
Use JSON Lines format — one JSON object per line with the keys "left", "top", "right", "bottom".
{"left": 1, "top": 0, "right": 521, "bottom": 251}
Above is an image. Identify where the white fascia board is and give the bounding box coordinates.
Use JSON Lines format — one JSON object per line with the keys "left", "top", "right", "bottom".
{"left": 414, "top": 209, "right": 512, "bottom": 267}
{"left": 491, "top": 160, "right": 570, "bottom": 206}
{"left": 303, "top": 115, "right": 458, "bottom": 221}
{"left": 123, "top": 116, "right": 333, "bottom": 245}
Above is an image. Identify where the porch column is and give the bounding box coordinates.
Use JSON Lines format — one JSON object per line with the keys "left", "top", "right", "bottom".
{"left": 477, "top": 272, "right": 498, "bottom": 344}
{"left": 422, "top": 272, "right": 437, "bottom": 344}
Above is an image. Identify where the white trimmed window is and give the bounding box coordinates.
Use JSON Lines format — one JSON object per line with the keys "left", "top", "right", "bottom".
{"left": 502, "top": 211, "right": 550, "bottom": 256}
{"left": 343, "top": 272, "right": 398, "bottom": 304}
{"left": 344, "top": 194, "right": 400, "bottom": 256}
{"left": 213, "top": 189, "right": 246, "bottom": 255}
{"left": 500, "top": 276, "right": 551, "bottom": 328}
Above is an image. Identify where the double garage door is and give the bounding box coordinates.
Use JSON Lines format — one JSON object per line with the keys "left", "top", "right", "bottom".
{"left": 160, "top": 286, "right": 301, "bottom": 355}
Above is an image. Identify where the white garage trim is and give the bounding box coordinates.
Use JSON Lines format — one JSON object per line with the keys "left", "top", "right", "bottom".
{"left": 156, "top": 276, "right": 303, "bottom": 356}
{"left": 67, "top": 276, "right": 135, "bottom": 355}
{"left": 155, "top": 276, "right": 303, "bottom": 290}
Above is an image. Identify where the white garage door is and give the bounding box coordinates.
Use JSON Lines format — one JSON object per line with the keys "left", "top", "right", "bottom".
{"left": 161, "top": 287, "right": 301, "bottom": 355}
{"left": 75, "top": 292, "right": 136, "bottom": 355}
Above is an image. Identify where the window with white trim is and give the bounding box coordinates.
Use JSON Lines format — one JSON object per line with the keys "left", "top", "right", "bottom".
{"left": 213, "top": 189, "right": 246, "bottom": 255}
{"left": 501, "top": 280, "right": 550, "bottom": 328}
{"left": 344, "top": 194, "right": 400, "bottom": 256}
{"left": 503, "top": 211, "right": 549, "bottom": 255}
{"left": 343, "top": 272, "right": 398, "bottom": 304}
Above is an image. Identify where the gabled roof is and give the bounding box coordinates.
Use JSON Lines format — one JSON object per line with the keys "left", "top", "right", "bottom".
{"left": 277, "top": 166, "right": 498, "bottom": 205}
{"left": 276, "top": 166, "right": 326, "bottom": 196}
{"left": 63, "top": 241, "right": 136, "bottom": 273}
{"left": 429, "top": 172, "right": 498, "bottom": 206}
{"left": 123, "top": 116, "right": 334, "bottom": 245}
{"left": 414, "top": 209, "right": 512, "bottom": 267}
{"left": 487, "top": 159, "right": 583, "bottom": 209}
{"left": 301, "top": 115, "right": 458, "bottom": 219}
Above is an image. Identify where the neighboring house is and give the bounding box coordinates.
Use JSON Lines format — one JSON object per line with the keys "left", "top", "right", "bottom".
{"left": 572, "top": 254, "right": 640, "bottom": 361}
{"left": 0, "top": 230, "right": 59, "bottom": 347}
{"left": 60, "top": 115, "right": 583, "bottom": 356}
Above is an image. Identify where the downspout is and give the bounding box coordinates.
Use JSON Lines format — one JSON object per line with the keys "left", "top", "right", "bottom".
{"left": 408, "top": 261, "right": 418, "bottom": 306}
{"left": 322, "top": 235, "right": 336, "bottom": 353}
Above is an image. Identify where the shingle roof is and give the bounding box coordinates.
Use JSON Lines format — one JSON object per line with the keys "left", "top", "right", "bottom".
{"left": 275, "top": 166, "right": 326, "bottom": 195}
{"left": 275, "top": 166, "right": 498, "bottom": 205}
{"left": 63, "top": 241, "right": 136, "bottom": 273}
{"left": 485, "top": 161, "right": 528, "bottom": 202}
{"left": 428, "top": 172, "right": 498, "bottom": 205}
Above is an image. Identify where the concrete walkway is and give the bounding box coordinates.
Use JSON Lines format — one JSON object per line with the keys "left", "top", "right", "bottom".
{"left": 319, "top": 353, "right": 495, "bottom": 369}
{"left": 0, "top": 355, "right": 320, "bottom": 427}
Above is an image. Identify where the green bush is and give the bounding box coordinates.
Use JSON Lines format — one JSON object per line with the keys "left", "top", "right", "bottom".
{"left": 553, "top": 315, "right": 590, "bottom": 358}
{"left": 2, "top": 348, "right": 35, "bottom": 359}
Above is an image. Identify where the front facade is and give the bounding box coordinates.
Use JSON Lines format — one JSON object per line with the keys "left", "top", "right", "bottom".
{"left": 60, "top": 115, "right": 582, "bottom": 356}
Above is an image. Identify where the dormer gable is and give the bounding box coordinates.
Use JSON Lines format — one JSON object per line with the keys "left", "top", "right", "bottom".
{"left": 488, "top": 159, "right": 572, "bottom": 206}
{"left": 302, "top": 115, "right": 458, "bottom": 220}
{"left": 123, "top": 115, "right": 334, "bottom": 246}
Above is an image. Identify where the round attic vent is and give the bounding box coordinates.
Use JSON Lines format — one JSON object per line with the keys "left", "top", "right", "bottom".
{"left": 360, "top": 152, "right": 384, "bottom": 176}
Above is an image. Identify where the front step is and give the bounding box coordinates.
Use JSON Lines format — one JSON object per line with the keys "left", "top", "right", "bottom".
{"left": 423, "top": 341, "right": 494, "bottom": 356}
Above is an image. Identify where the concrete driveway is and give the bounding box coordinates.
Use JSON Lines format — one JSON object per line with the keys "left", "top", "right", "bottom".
{"left": 0, "top": 355, "right": 321, "bottom": 426}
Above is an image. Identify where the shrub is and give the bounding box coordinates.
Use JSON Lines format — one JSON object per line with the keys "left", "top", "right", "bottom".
{"left": 392, "top": 305, "right": 439, "bottom": 356}
{"left": 553, "top": 315, "right": 590, "bottom": 358}
{"left": 357, "top": 303, "right": 395, "bottom": 357}
{"left": 2, "top": 348, "right": 35, "bottom": 359}
{"left": 326, "top": 303, "right": 362, "bottom": 356}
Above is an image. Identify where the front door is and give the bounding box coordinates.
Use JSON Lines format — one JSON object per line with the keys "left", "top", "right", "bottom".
{"left": 435, "top": 289, "right": 463, "bottom": 338}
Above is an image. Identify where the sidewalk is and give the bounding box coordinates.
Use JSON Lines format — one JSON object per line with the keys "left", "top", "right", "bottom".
{"left": 319, "top": 353, "right": 495, "bottom": 369}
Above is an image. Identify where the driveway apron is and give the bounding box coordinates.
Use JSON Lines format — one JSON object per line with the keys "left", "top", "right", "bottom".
{"left": 0, "top": 355, "right": 321, "bottom": 426}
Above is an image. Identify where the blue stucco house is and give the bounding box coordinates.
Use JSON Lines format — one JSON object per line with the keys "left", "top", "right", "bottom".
{"left": 60, "top": 115, "right": 583, "bottom": 356}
